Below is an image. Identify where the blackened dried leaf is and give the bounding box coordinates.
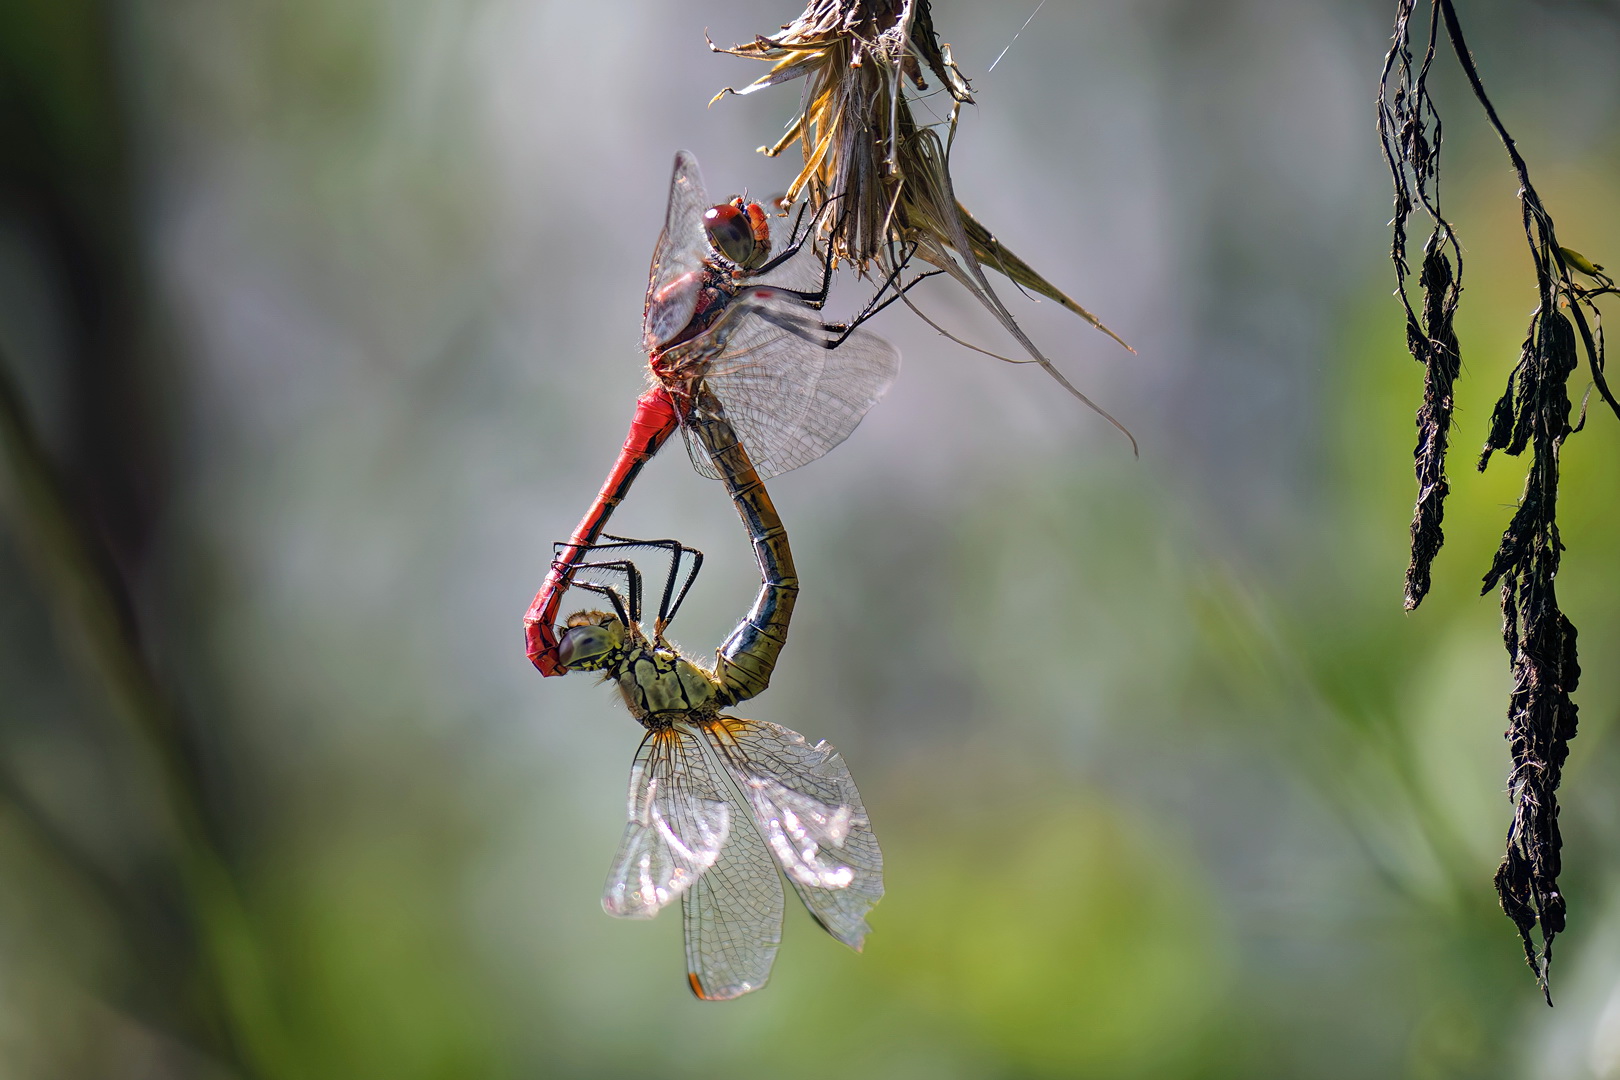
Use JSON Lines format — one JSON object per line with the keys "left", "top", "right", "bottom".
{"left": 1489, "top": 564, "right": 1580, "bottom": 1002}
{"left": 1479, "top": 369, "right": 1519, "bottom": 469}
{"left": 1380, "top": 0, "right": 1463, "bottom": 611}
{"left": 1405, "top": 245, "right": 1462, "bottom": 609}
{"left": 1388, "top": 0, "right": 1602, "bottom": 999}
{"left": 1474, "top": 283, "right": 1580, "bottom": 1007}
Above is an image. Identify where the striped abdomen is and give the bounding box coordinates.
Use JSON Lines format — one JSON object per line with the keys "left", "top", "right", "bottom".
{"left": 687, "top": 393, "right": 798, "bottom": 706}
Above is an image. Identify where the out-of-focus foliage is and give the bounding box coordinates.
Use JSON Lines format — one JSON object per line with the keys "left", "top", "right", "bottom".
{"left": 2, "top": 1, "right": 1620, "bottom": 1078}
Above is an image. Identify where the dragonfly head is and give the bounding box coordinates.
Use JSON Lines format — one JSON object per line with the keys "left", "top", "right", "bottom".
{"left": 557, "top": 611, "right": 626, "bottom": 671}
{"left": 704, "top": 198, "right": 770, "bottom": 271}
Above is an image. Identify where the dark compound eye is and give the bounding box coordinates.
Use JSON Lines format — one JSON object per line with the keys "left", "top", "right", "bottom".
{"left": 704, "top": 203, "right": 760, "bottom": 267}
{"left": 557, "top": 623, "right": 618, "bottom": 670}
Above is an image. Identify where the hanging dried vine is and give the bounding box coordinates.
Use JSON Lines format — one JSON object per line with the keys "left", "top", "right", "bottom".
{"left": 1378, "top": 0, "right": 1461, "bottom": 612}
{"left": 1379, "top": 0, "right": 1616, "bottom": 1001}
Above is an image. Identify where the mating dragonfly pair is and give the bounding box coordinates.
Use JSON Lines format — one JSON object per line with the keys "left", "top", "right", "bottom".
{"left": 525, "top": 152, "right": 911, "bottom": 999}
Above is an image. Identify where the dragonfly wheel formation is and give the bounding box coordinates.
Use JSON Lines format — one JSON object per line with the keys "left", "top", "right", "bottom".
{"left": 525, "top": 150, "right": 916, "bottom": 678}
{"left": 552, "top": 404, "right": 881, "bottom": 1000}
{"left": 532, "top": 151, "right": 896, "bottom": 999}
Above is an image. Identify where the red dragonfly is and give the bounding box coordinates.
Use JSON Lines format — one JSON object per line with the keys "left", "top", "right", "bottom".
{"left": 526, "top": 150, "right": 902, "bottom": 676}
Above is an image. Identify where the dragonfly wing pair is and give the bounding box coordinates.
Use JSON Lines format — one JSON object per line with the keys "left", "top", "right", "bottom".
{"left": 603, "top": 717, "right": 883, "bottom": 999}
{"left": 676, "top": 297, "right": 900, "bottom": 483}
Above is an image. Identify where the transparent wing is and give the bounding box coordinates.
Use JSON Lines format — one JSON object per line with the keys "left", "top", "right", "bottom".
{"left": 672, "top": 290, "right": 900, "bottom": 481}
{"left": 751, "top": 206, "right": 833, "bottom": 296}
{"left": 603, "top": 727, "right": 731, "bottom": 919}
{"left": 698, "top": 717, "right": 884, "bottom": 951}
{"left": 680, "top": 762, "right": 785, "bottom": 1000}
{"left": 643, "top": 151, "right": 712, "bottom": 352}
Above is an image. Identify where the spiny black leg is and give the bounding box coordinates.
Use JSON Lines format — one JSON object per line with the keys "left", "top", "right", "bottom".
{"left": 754, "top": 228, "right": 837, "bottom": 309}
{"left": 589, "top": 534, "right": 705, "bottom": 639}
{"left": 749, "top": 305, "right": 837, "bottom": 348}
{"left": 663, "top": 547, "right": 703, "bottom": 630}
{"left": 752, "top": 201, "right": 848, "bottom": 309}
{"left": 568, "top": 572, "right": 635, "bottom": 629}
{"left": 752, "top": 201, "right": 817, "bottom": 277}
{"left": 825, "top": 264, "right": 946, "bottom": 346}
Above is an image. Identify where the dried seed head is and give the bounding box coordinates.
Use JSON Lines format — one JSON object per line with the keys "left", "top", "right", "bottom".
{"left": 711, "top": 0, "right": 1136, "bottom": 449}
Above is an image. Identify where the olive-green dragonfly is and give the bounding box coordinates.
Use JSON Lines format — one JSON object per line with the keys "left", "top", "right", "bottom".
{"left": 553, "top": 400, "right": 882, "bottom": 999}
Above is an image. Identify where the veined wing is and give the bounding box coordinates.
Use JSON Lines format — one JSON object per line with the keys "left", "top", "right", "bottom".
{"left": 643, "top": 151, "right": 712, "bottom": 352}
{"left": 676, "top": 290, "right": 900, "bottom": 481}
{"left": 751, "top": 206, "right": 834, "bottom": 296}
{"left": 680, "top": 741, "right": 785, "bottom": 1000}
{"left": 698, "top": 716, "right": 884, "bottom": 951}
{"left": 603, "top": 726, "right": 731, "bottom": 919}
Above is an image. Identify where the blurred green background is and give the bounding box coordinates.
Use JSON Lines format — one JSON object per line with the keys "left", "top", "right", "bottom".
{"left": 2, "top": 0, "right": 1620, "bottom": 1076}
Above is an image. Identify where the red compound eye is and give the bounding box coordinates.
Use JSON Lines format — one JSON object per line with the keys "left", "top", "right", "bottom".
{"left": 704, "top": 203, "right": 763, "bottom": 268}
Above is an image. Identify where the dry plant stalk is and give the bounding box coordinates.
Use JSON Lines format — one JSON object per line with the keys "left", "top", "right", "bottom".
{"left": 1380, "top": 0, "right": 1615, "bottom": 1001}
{"left": 710, "top": 0, "right": 1136, "bottom": 450}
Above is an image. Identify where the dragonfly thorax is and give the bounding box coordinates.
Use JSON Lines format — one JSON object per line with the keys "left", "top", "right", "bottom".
{"left": 616, "top": 646, "right": 716, "bottom": 720}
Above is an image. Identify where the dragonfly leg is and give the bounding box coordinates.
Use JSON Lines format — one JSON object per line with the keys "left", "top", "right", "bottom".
{"left": 587, "top": 535, "right": 705, "bottom": 645}
{"left": 566, "top": 570, "right": 636, "bottom": 628}
{"left": 825, "top": 256, "right": 946, "bottom": 346}
{"left": 753, "top": 228, "right": 837, "bottom": 311}
{"left": 744, "top": 261, "right": 940, "bottom": 353}
{"left": 750, "top": 246, "right": 943, "bottom": 350}
{"left": 750, "top": 201, "right": 818, "bottom": 279}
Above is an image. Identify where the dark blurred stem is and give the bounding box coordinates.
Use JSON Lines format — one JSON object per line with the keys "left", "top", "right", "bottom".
{"left": 0, "top": 763, "right": 139, "bottom": 935}
{"left": 0, "top": 767, "right": 251, "bottom": 1071}
{"left": 0, "top": 347, "right": 292, "bottom": 1079}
